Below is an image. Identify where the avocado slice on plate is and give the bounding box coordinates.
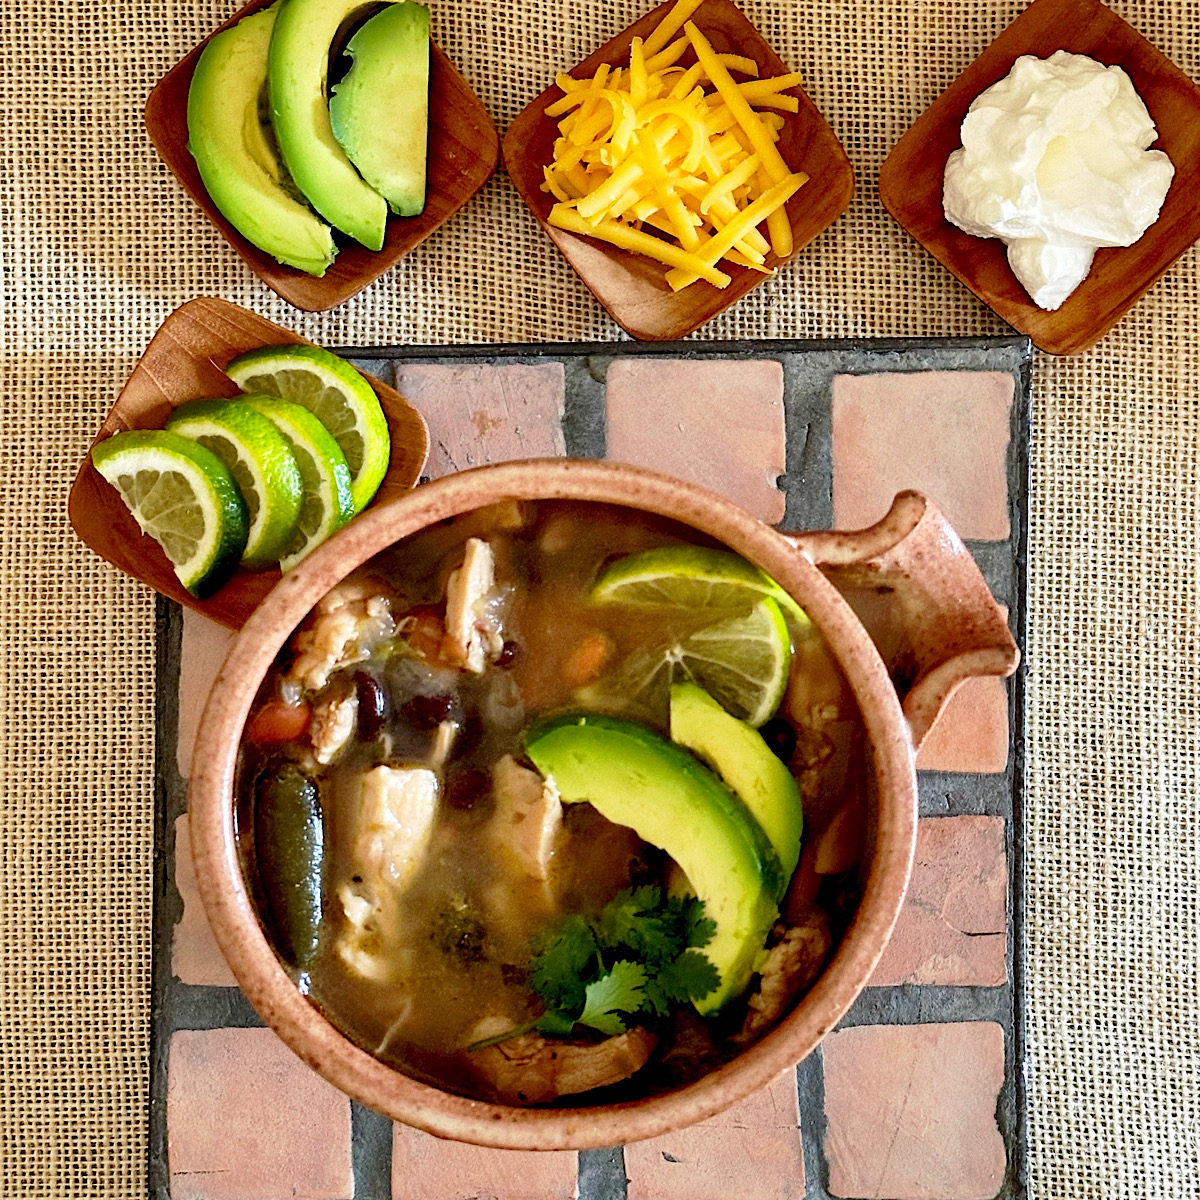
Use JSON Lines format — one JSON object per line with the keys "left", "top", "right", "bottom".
{"left": 525, "top": 713, "right": 780, "bottom": 1014}
{"left": 670, "top": 681, "right": 803, "bottom": 897}
{"left": 330, "top": 2, "right": 430, "bottom": 217}
{"left": 268, "top": 0, "right": 389, "bottom": 250}
{"left": 187, "top": 6, "right": 336, "bottom": 276}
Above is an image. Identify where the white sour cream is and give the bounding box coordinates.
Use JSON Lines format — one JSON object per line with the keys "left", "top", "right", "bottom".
{"left": 943, "top": 50, "right": 1174, "bottom": 310}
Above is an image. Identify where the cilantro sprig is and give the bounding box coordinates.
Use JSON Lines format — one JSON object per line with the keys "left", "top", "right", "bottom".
{"left": 526, "top": 886, "right": 719, "bottom": 1037}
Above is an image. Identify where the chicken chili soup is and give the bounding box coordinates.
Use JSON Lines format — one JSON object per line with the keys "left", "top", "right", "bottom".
{"left": 236, "top": 499, "right": 868, "bottom": 1106}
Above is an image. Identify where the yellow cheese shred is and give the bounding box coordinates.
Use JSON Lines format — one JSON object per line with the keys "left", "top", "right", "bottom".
{"left": 540, "top": 0, "right": 811, "bottom": 290}
{"left": 641, "top": 0, "right": 704, "bottom": 56}
{"left": 664, "top": 172, "right": 806, "bottom": 289}
{"left": 548, "top": 206, "right": 732, "bottom": 287}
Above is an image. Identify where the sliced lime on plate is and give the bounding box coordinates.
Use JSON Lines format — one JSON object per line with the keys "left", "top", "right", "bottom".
{"left": 240, "top": 394, "right": 355, "bottom": 571}
{"left": 592, "top": 545, "right": 811, "bottom": 633}
{"left": 90, "top": 430, "right": 248, "bottom": 599}
{"left": 226, "top": 344, "right": 390, "bottom": 513}
{"left": 165, "top": 398, "right": 303, "bottom": 568}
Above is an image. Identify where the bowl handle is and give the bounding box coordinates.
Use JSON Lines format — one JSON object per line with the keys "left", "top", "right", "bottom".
{"left": 780, "top": 491, "right": 1019, "bottom": 749}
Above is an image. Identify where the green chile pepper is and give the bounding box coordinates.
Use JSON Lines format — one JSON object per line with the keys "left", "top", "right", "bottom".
{"left": 254, "top": 763, "right": 324, "bottom": 969}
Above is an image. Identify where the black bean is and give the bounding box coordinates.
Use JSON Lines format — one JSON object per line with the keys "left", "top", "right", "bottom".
{"left": 354, "top": 672, "right": 387, "bottom": 741}
{"left": 402, "top": 692, "right": 455, "bottom": 730}
{"left": 759, "top": 717, "right": 798, "bottom": 763}
{"left": 444, "top": 767, "right": 492, "bottom": 813}
{"left": 456, "top": 712, "right": 485, "bottom": 758}
{"left": 495, "top": 640, "right": 520, "bottom": 669}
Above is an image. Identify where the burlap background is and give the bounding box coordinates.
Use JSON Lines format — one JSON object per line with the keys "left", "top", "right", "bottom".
{"left": 2, "top": 0, "right": 1197, "bottom": 1194}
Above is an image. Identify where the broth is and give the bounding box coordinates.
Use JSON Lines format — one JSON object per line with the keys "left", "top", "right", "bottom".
{"left": 237, "top": 500, "right": 866, "bottom": 1104}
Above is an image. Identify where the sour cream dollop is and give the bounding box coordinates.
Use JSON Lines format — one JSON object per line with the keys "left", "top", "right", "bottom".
{"left": 943, "top": 50, "right": 1174, "bottom": 310}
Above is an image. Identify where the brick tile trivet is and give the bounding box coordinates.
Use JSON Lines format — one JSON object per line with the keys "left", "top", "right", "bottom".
{"left": 153, "top": 338, "right": 1029, "bottom": 1200}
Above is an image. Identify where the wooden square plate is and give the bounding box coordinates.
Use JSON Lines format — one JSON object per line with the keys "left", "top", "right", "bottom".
{"left": 145, "top": 0, "right": 499, "bottom": 312}
{"left": 503, "top": 0, "right": 854, "bottom": 341}
{"left": 68, "top": 297, "right": 430, "bottom": 628}
{"left": 879, "top": 0, "right": 1200, "bottom": 355}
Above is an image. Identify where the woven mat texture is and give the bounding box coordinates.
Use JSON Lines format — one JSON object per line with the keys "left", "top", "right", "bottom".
{"left": 3, "top": 0, "right": 1198, "bottom": 1194}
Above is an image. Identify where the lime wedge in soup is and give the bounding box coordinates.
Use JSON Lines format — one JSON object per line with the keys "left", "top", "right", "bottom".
{"left": 592, "top": 545, "right": 811, "bottom": 632}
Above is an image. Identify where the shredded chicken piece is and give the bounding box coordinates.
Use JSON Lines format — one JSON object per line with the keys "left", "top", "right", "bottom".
{"left": 336, "top": 885, "right": 392, "bottom": 982}
{"left": 357, "top": 765, "right": 439, "bottom": 891}
{"left": 288, "top": 582, "right": 395, "bottom": 692}
{"left": 336, "top": 766, "right": 440, "bottom": 978}
{"left": 442, "top": 538, "right": 505, "bottom": 673}
{"left": 467, "top": 1027, "right": 657, "bottom": 1105}
{"left": 491, "top": 756, "right": 563, "bottom": 881}
{"left": 737, "top": 912, "right": 833, "bottom": 1043}
{"left": 309, "top": 689, "right": 358, "bottom": 765}
{"left": 428, "top": 719, "right": 459, "bottom": 771}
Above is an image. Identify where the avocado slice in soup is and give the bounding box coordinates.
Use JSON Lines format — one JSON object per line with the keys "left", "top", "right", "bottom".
{"left": 524, "top": 713, "right": 779, "bottom": 1014}
{"left": 669, "top": 681, "right": 803, "bottom": 898}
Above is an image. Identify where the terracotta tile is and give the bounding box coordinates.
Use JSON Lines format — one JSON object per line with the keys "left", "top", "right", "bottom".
{"left": 625, "top": 1070, "right": 803, "bottom": 1200}
{"left": 831, "top": 371, "right": 1012, "bottom": 541}
{"left": 393, "top": 362, "right": 566, "bottom": 478}
{"left": 823, "top": 1022, "right": 1006, "bottom": 1200}
{"left": 870, "top": 817, "right": 1007, "bottom": 987}
{"left": 171, "top": 815, "right": 237, "bottom": 988}
{"left": 177, "top": 609, "right": 235, "bottom": 782}
{"left": 391, "top": 1125, "right": 576, "bottom": 1199}
{"left": 916, "top": 675, "right": 1010, "bottom": 774}
{"left": 605, "top": 358, "right": 786, "bottom": 524}
{"left": 167, "top": 1027, "right": 353, "bottom": 1200}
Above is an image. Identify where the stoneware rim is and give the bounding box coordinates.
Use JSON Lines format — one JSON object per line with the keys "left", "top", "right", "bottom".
{"left": 189, "top": 458, "right": 918, "bottom": 1149}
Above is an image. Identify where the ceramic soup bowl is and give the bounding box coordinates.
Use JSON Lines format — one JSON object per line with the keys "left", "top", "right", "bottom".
{"left": 189, "top": 458, "right": 1018, "bottom": 1149}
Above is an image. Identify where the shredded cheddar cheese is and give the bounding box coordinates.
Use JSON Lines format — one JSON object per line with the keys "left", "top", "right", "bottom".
{"left": 541, "top": 0, "right": 809, "bottom": 290}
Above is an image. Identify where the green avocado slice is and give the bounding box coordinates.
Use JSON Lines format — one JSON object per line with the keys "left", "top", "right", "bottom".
{"left": 524, "top": 713, "right": 779, "bottom": 1014}
{"left": 670, "top": 681, "right": 803, "bottom": 898}
{"left": 329, "top": 2, "right": 430, "bottom": 217}
{"left": 268, "top": 0, "right": 389, "bottom": 249}
{"left": 186, "top": 6, "right": 336, "bottom": 276}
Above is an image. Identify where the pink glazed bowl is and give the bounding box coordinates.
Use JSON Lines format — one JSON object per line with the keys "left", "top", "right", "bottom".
{"left": 188, "top": 458, "right": 1018, "bottom": 1149}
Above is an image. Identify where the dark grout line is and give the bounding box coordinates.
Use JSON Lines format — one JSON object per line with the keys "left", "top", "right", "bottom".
{"left": 918, "top": 773, "right": 1015, "bottom": 817}
{"left": 578, "top": 1146, "right": 629, "bottom": 1200}
{"left": 147, "top": 595, "right": 185, "bottom": 1200}
{"left": 331, "top": 336, "right": 1031, "bottom": 362}
{"left": 351, "top": 1102, "right": 395, "bottom": 1199}
{"left": 168, "top": 985, "right": 265, "bottom": 1030}
{"left": 841, "top": 984, "right": 1011, "bottom": 1028}
{"left": 796, "top": 1051, "right": 833, "bottom": 1200}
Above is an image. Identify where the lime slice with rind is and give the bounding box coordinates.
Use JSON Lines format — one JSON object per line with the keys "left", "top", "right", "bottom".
{"left": 579, "top": 597, "right": 793, "bottom": 727}
{"left": 592, "top": 545, "right": 811, "bottom": 634}
{"left": 166, "top": 398, "right": 303, "bottom": 569}
{"left": 91, "top": 430, "right": 248, "bottom": 599}
{"left": 672, "top": 597, "right": 793, "bottom": 726}
{"left": 240, "top": 394, "right": 354, "bottom": 571}
{"left": 226, "top": 344, "right": 390, "bottom": 514}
